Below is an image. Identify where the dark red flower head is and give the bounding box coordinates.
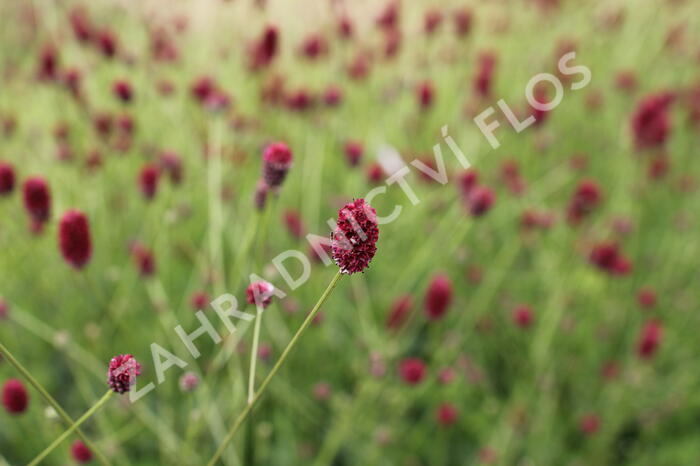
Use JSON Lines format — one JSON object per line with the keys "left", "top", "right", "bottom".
{"left": 417, "top": 80, "right": 434, "bottom": 110}
{"left": 437, "top": 402, "right": 458, "bottom": 426}
{"left": 580, "top": 413, "right": 600, "bottom": 435}
{"left": 37, "top": 44, "right": 59, "bottom": 81}
{"left": 344, "top": 141, "right": 364, "bottom": 166}
{"left": 323, "top": 85, "right": 343, "bottom": 107}
{"left": 2, "top": 379, "right": 29, "bottom": 414}
{"left": 107, "top": 354, "right": 141, "bottom": 394}
{"left": 58, "top": 210, "right": 92, "bottom": 269}
{"left": 467, "top": 185, "right": 495, "bottom": 217}
{"left": 337, "top": 16, "right": 353, "bottom": 39}
{"left": 159, "top": 151, "right": 183, "bottom": 185}
{"left": 331, "top": 199, "right": 379, "bottom": 274}
{"left": 631, "top": 92, "right": 674, "bottom": 150}
{"left": 424, "top": 9, "right": 444, "bottom": 35}
{"left": 366, "top": 163, "right": 384, "bottom": 184}
{"left": 246, "top": 281, "right": 275, "bottom": 308}
{"left": 0, "top": 162, "right": 15, "bottom": 195}
{"left": 131, "top": 243, "right": 156, "bottom": 276}
{"left": 301, "top": 34, "right": 328, "bottom": 59}
{"left": 262, "top": 142, "right": 293, "bottom": 188}
{"left": 425, "top": 274, "right": 452, "bottom": 320}
{"left": 190, "top": 291, "right": 210, "bottom": 311}
{"left": 513, "top": 305, "right": 534, "bottom": 328}
{"left": 71, "top": 440, "right": 93, "bottom": 464}
{"left": 139, "top": 164, "right": 160, "bottom": 200}
{"left": 637, "top": 287, "right": 657, "bottom": 309}
{"left": 23, "top": 176, "right": 51, "bottom": 223}
{"left": 386, "top": 295, "right": 413, "bottom": 330}
{"left": 474, "top": 51, "right": 497, "bottom": 98}
{"left": 637, "top": 319, "right": 662, "bottom": 359}
{"left": 589, "top": 241, "right": 632, "bottom": 276}
{"left": 113, "top": 79, "right": 133, "bottom": 103}
{"left": 567, "top": 179, "right": 602, "bottom": 225}
{"left": 283, "top": 209, "right": 305, "bottom": 239}
{"left": 69, "top": 6, "right": 94, "bottom": 43}
{"left": 95, "top": 29, "right": 118, "bottom": 58}
{"left": 453, "top": 8, "right": 473, "bottom": 37}
{"left": 250, "top": 25, "right": 278, "bottom": 70}
{"left": 399, "top": 357, "right": 426, "bottom": 385}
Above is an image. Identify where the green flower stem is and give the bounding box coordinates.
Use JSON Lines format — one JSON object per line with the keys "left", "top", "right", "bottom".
{"left": 207, "top": 270, "right": 344, "bottom": 466}
{"left": 28, "top": 390, "right": 114, "bottom": 466}
{"left": 0, "top": 341, "right": 111, "bottom": 466}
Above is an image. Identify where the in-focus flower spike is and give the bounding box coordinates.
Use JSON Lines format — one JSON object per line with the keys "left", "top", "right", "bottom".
{"left": 58, "top": 210, "right": 93, "bottom": 269}
{"left": 262, "top": 142, "right": 293, "bottom": 189}
{"left": 107, "top": 354, "right": 141, "bottom": 394}
{"left": 331, "top": 198, "right": 379, "bottom": 274}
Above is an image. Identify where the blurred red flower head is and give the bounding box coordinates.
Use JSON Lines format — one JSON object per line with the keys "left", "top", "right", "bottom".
{"left": 425, "top": 274, "right": 452, "bottom": 320}
{"left": 113, "top": 79, "right": 133, "bottom": 103}
{"left": 58, "top": 210, "right": 93, "bottom": 269}
{"left": 262, "top": 142, "right": 293, "bottom": 188}
{"left": 131, "top": 243, "right": 156, "bottom": 276}
{"left": 23, "top": 176, "right": 51, "bottom": 223}
{"left": 631, "top": 92, "right": 674, "bottom": 150}
{"left": 2, "top": 379, "right": 28, "bottom": 414}
{"left": 567, "top": 179, "right": 602, "bottom": 225}
{"left": 250, "top": 25, "right": 278, "bottom": 70}
{"left": 637, "top": 319, "right": 663, "bottom": 359}
{"left": 399, "top": 357, "right": 426, "bottom": 385}
{"left": 386, "top": 295, "right": 413, "bottom": 330}
{"left": 513, "top": 305, "right": 534, "bottom": 328}
{"left": 589, "top": 241, "right": 632, "bottom": 276}
{"left": 0, "top": 162, "right": 15, "bottom": 195}
{"left": 344, "top": 141, "right": 364, "bottom": 167}
{"left": 637, "top": 287, "right": 657, "bottom": 309}
{"left": 95, "top": 29, "right": 118, "bottom": 58}
{"left": 579, "top": 413, "right": 600, "bottom": 435}
{"left": 71, "top": 440, "right": 93, "bottom": 464}
{"left": 139, "top": 164, "right": 160, "bottom": 200}
{"left": 467, "top": 185, "right": 495, "bottom": 217}
{"left": 436, "top": 402, "right": 458, "bottom": 426}
{"left": 417, "top": 80, "right": 434, "bottom": 110}
{"left": 190, "top": 291, "right": 210, "bottom": 311}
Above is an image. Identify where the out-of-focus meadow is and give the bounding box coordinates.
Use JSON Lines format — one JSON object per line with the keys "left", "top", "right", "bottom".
{"left": 1, "top": 0, "right": 700, "bottom": 464}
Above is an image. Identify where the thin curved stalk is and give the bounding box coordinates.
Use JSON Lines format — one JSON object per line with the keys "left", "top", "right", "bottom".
{"left": 207, "top": 270, "right": 344, "bottom": 466}
{"left": 29, "top": 390, "right": 114, "bottom": 466}
{"left": 0, "top": 341, "right": 112, "bottom": 466}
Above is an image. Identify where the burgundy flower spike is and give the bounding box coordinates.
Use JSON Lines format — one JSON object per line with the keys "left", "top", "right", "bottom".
{"left": 331, "top": 198, "right": 379, "bottom": 274}
{"left": 107, "top": 354, "right": 142, "bottom": 394}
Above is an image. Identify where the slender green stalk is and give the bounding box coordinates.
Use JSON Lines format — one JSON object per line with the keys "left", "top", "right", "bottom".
{"left": 207, "top": 270, "right": 344, "bottom": 466}
{"left": 29, "top": 390, "right": 114, "bottom": 466}
{"left": 247, "top": 309, "right": 264, "bottom": 404}
{"left": 0, "top": 341, "right": 111, "bottom": 466}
